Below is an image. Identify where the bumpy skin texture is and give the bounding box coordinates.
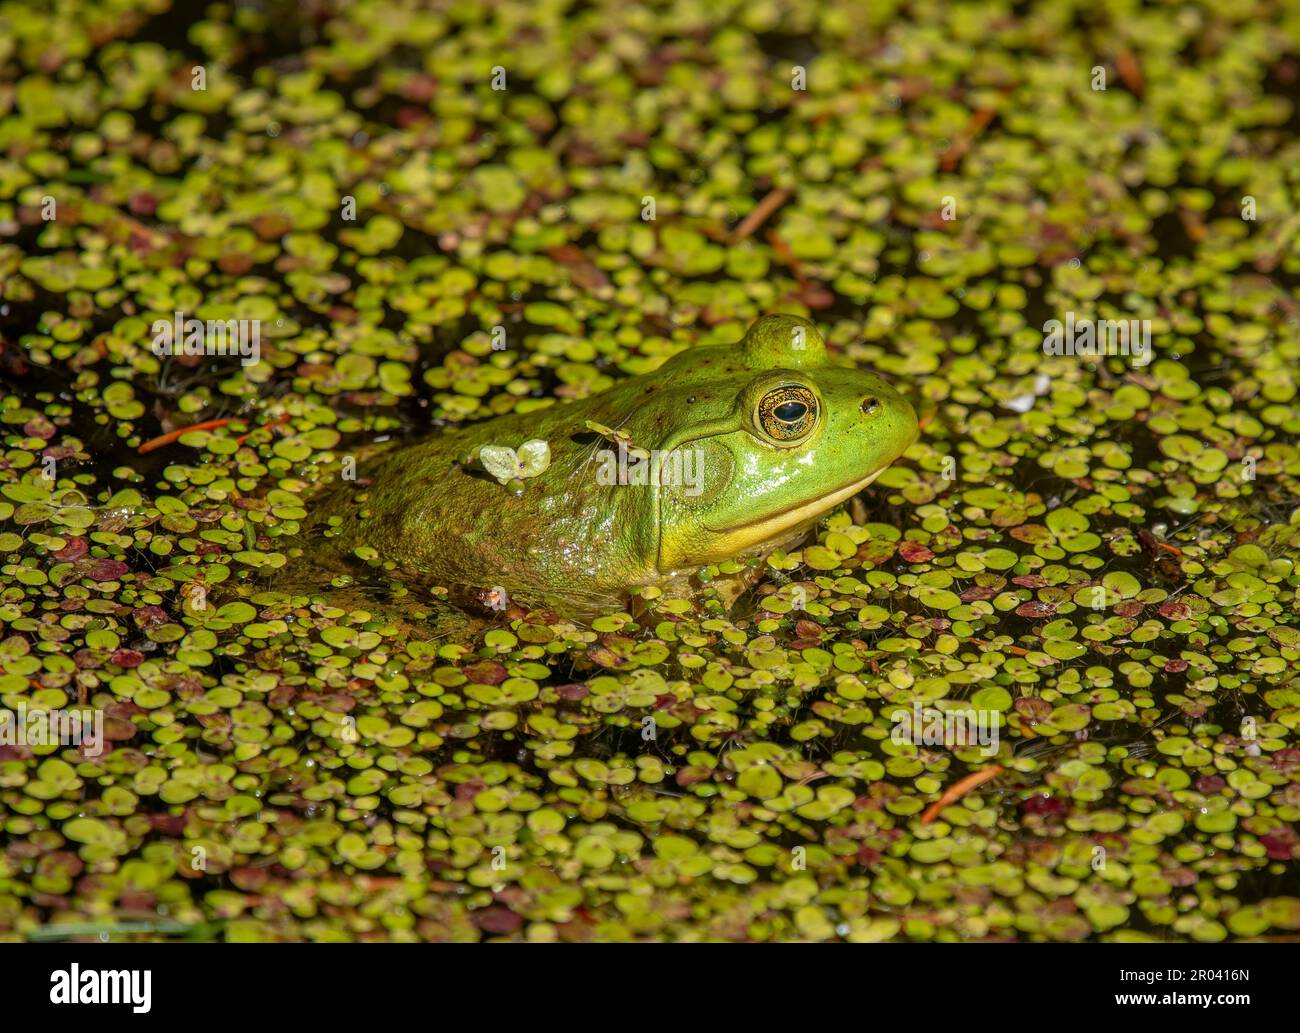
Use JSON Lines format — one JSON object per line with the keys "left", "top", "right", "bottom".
{"left": 311, "top": 315, "right": 917, "bottom": 606}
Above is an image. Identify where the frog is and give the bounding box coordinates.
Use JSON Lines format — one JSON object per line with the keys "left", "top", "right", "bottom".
{"left": 303, "top": 314, "right": 917, "bottom": 611}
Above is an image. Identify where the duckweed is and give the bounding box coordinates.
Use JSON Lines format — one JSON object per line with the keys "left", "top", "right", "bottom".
{"left": 1, "top": 0, "right": 1299, "bottom": 943}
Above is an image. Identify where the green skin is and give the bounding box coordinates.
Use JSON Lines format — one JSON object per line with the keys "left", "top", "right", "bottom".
{"left": 312, "top": 315, "right": 917, "bottom": 608}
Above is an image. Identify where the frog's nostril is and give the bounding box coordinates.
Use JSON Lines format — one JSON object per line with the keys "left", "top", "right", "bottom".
{"left": 861, "top": 396, "right": 880, "bottom": 415}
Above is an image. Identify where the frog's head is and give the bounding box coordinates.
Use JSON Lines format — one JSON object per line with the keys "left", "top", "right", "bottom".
{"left": 642, "top": 314, "right": 917, "bottom": 573}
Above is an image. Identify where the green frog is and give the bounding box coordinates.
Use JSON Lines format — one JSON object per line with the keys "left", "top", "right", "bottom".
{"left": 306, "top": 315, "right": 916, "bottom": 611}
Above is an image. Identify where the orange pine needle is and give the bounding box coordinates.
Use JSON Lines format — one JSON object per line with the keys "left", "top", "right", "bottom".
{"left": 137, "top": 417, "right": 234, "bottom": 454}
{"left": 1116, "top": 49, "right": 1143, "bottom": 95}
{"left": 1178, "top": 209, "right": 1206, "bottom": 242}
{"left": 732, "top": 188, "right": 790, "bottom": 242}
{"left": 112, "top": 210, "right": 173, "bottom": 248}
{"left": 969, "top": 637, "right": 1031, "bottom": 657}
{"left": 137, "top": 413, "right": 290, "bottom": 454}
{"left": 766, "top": 229, "right": 808, "bottom": 285}
{"left": 920, "top": 764, "right": 1004, "bottom": 824}
{"left": 939, "top": 107, "right": 996, "bottom": 172}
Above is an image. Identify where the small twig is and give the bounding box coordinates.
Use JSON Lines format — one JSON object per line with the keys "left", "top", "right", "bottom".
{"left": 939, "top": 108, "right": 997, "bottom": 172}
{"left": 765, "top": 229, "right": 808, "bottom": 285}
{"left": 115, "top": 212, "right": 172, "bottom": 248}
{"left": 920, "top": 764, "right": 1005, "bottom": 824}
{"left": 968, "top": 637, "right": 1032, "bottom": 658}
{"left": 731, "top": 188, "right": 791, "bottom": 243}
{"left": 137, "top": 413, "right": 290, "bottom": 454}
{"left": 137, "top": 417, "right": 234, "bottom": 454}
{"left": 1177, "top": 208, "right": 1207, "bottom": 242}
{"left": 1116, "top": 49, "right": 1144, "bottom": 95}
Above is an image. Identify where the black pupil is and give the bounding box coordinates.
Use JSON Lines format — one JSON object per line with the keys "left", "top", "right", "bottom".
{"left": 774, "top": 401, "right": 807, "bottom": 422}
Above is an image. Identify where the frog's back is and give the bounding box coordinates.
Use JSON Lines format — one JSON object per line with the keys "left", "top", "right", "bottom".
{"left": 303, "top": 399, "right": 661, "bottom": 606}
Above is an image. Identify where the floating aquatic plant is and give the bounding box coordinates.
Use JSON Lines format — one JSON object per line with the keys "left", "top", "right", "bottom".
{"left": 0, "top": 0, "right": 1297, "bottom": 944}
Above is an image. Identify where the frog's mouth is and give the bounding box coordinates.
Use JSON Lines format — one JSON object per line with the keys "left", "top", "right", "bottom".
{"left": 699, "top": 467, "right": 885, "bottom": 550}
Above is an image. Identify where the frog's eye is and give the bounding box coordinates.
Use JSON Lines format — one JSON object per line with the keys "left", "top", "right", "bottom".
{"left": 756, "top": 385, "right": 818, "bottom": 443}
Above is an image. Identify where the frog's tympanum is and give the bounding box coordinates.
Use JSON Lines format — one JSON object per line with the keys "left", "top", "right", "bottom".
{"left": 312, "top": 315, "right": 916, "bottom": 608}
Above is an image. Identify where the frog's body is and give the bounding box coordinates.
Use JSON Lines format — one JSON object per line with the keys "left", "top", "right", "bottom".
{"left": 307, "top": 315, "right": 916, "bottom": 609}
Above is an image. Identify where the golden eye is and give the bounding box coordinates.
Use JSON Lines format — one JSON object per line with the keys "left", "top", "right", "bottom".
{"left": 756, "top": 385, "right": 818, "bottom": 443}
